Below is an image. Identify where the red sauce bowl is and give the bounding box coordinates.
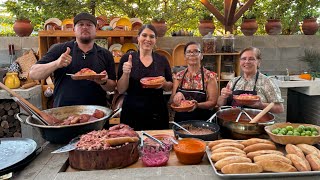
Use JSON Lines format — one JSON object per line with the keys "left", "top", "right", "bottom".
{"left": 173, "top": 138, "right": 206, "bottom": 165}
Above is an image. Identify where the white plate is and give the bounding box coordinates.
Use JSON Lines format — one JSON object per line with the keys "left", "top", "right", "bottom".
{"left": 109, "top": 43, "right": 122, "bottom": 52}
{"left": 109, "top": 17, "right": 120, "bottom": 30}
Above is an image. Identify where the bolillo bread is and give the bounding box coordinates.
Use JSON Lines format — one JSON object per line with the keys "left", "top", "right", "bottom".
{"left": 253, "top": 154, "right": 292, "bottom": 165}
{"left": 286, "top": 154, "right": 311, "bottom": 171}
{"left": 255, "top": 160, "right": 297, "bottom": 172}
{"left": 211, "top": 146, "right": 246, "bottom": 154}
{"left": 243, "top": 143, "right": 277, "bottom": 153}
{"left": 247, "top": 150, "right": 284, "bottom": 160}
{"left": 296, "top": 144, "right": 320, "bottom": 158}
{"left": 214, "top": 156, "right": 252, "bottom": 170}
{"left": 211, "top": 152, "right": 247, "bottom": 162}
{"left": 306, "top": 154, "right": 320, "bottom": 171}
{"left": 285, "top": 144, "right": 305, "bottom": 158}
{"left": 241, "top": 138, "right": 275, "bottom": 147}
{"left": 211, "top": 142, "right": 245, "bottom": 151}
{"left": 208, "top": 140, "right": 240, "bottom": 149}
{"left": 221, "top": 162, "right": 263, "bottom": 174}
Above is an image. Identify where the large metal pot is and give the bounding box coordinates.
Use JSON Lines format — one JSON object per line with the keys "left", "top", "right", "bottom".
{"left": 172, "top": 120, "right": 220, "bottom": 141}
{"left": 215, "top": 107, "right": 275, "bottom": 139}
{"left": 16, "top": 105, "right": 120, "bottom": 144}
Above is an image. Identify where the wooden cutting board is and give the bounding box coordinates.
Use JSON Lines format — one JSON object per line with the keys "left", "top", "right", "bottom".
{"left": 65, "top": 130, "right": 210, "bottom": 172}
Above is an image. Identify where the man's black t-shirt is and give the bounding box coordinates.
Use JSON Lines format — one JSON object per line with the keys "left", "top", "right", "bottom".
{"left": 37, "top": 40, "right": 116, "bottom": 107}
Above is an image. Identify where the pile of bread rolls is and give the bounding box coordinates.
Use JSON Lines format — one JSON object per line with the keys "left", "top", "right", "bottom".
{"left": 208, "top": 138, "right": 320, "bottom": 174}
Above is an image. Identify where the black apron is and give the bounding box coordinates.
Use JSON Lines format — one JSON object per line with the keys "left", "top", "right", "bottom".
{"left": 121, "top": 52, "right": 169, "bottom": 130}
{"left": 174, "top": 67, "right": 212, "bottom": 122}
{"left": 226, "top": 72, "right": 259, "bottom": 107}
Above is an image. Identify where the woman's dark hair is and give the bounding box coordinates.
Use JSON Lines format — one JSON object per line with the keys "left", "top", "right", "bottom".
{"left": 184, "top": 41, "right": 201, "bottom": 53}
{"left": 138, "top": 24, "right": 158, "bottom": 37}
{"left": 240, "top": 47, "right": 262, "bottom": 60}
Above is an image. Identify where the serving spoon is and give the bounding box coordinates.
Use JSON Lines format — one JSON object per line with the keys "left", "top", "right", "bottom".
{"left": 141, "top": 131, "right": 165, "bottom": 148}
{"left": 170, "top": 121, "right": 194, "bottom": 135}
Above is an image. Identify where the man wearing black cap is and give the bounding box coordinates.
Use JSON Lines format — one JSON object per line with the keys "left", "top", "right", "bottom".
{"left": 29, "top": 12, "right": 116, "bottom": 111}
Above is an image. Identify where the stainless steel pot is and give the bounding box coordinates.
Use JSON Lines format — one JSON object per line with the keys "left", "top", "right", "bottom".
{"left": 16, "top": 105, "right": 121, "bottom": 144}
{"left": 215, "top": 107, "right": 275, "bottom": 139}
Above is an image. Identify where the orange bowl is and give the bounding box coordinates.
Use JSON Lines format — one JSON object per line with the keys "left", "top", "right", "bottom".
{"left": 171, "top": 100, "right": 195, "bottom": 112}
{"left": 140, "top": 76, "right": 165, "bottom": 88}
{"left": 233, "top": 94, "right": 260, "bottom": 106}
{"left": 265, "top": 123, "right": 320, "bottom": 145}
{"left": 173, "top": 138, "right": 206, "bottom": 165}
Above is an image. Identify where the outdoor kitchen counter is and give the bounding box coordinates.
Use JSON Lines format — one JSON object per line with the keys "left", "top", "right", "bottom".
{"left": 11, "top": 130, "right": 320, "bottom": 180}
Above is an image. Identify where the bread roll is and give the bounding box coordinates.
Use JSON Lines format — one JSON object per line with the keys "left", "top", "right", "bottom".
{"left": 211, "top": 152, "right": 247, "bottom": 162}
{"left": 247, "top": 150, "right": 284, "bottom": 160}
{"left": 241, "top": 138, "right": 275, "bottom": 147}
{"left": 243, "top": 143, "right": 277, "bottom": 153}
{"left": 211, "top": 142, "right": 245, "bottom": 151}
{"left": 103, "top": 136, "right": 139, "bottom": 146}
{"left": 306, "top": 154, "right": 320, "bottom": 171}
{"left": 285, "top": 144, "right": 305, "bottom": 158}
{"left": 212, "top": 146, "right": 246, "bottom": 154}
{"left": 255, "top": 160, "right": 297, "bottom": 172}
{"left": 208, "top": 139, "right": 239, "bottom": 149}
{"left": 254, "top": 154, "right": 292, "bottom": 165}
{"left": 296, "top": 144, "right": 320, "bottom": 158}
{"left": 286, "top": 154, "right": 311, "bottom": 171}
{"left": 215, "top": 156, "right": 252, "bottom": 170}
{"left": 221, "top": 163, "right": 263, "bottom": 174}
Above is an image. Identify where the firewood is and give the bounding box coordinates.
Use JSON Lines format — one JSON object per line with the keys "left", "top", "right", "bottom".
{"left": 4, "top": 102, "right": 11, "bottom": 111}
{"left": 0, "top": 131, "right": 4, "bottom": 137}
{"left": 13, "top": 132, "right": 21, "bottom": 137}
{"left": 0, "top": 109, "right": 5, "bottom": 116}
{"left": 7, "top": 109, "right": 14, "bottom": 116}
{"left": 10, "top": 102, "right": 18, "bottom": 109}
{"left": 1, "top": 115, "right": 8, "bottom": 121}
{"left": 0, "top": 103, "right": 4, "bottom": 109}
{"left": 13, "top": 108, "right": 20, "bottom": 114}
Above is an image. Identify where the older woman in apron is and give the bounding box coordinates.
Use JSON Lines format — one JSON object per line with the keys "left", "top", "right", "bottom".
{"left": 170, "top": 42, "right": 219, "bottom": 122}
{"left": 217, "top": 47, "right": 284, "bottom": 113}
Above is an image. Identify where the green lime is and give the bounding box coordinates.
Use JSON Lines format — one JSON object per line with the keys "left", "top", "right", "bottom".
{"left": 272, "top": 129, "right": 279, "bottom": 134}
{"left": 293, "top": 132, "right": 300, "bottom": 136}
{"left": 312, "top": 134, "right": 317, "bottom": 136}
{"left": 300, "top": 132, "right": 306, "bottom": 136}
{"left": 278, "top": 132, "right": 285, "bottom": 135}
{"left": 305, "top": 126, "right": 311, "bottom": 131}
{"left": 298, "top": 125, "right": 305, "bottom": 131}
{"left": 311, "top": 127, "right": 318, "bottom": 132}
{"left": 281, "top": 128, "right": 288, "bottom": 134}
{"left": 296, "top": 128, "right": 303, "bottom": 133}
{"left": 305, "top": 131, "right": 312, "bottom": 136}
{"left": 286, "top": 126, "right": 294, "bottom": 131}
{"left": 287, "top": 131, "right": 293, "bottom": 135}
{"left": 312, "top": 131, "right": 318, "bottom": 136}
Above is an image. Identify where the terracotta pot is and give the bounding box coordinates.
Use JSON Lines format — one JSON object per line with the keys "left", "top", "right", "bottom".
{"left": 151, "top": 20, "right": 167, "bottom": 37}
{"left": 198, "top": 20, "right": 215, "bottom": 36}
{"left": 240, "top": 19, "right": 258, "bottom": 36}
{"left": 13, "top": 19, "right": 34, "bottom": 37}
{"left": 265, "top": 19, "right": 282, "bottom": 35}
{"left": 302, "top": 18, "right": 319, "bottom": 35}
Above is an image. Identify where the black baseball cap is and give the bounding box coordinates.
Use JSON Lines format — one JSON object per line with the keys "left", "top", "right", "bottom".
{"left": 73, "top": 12, "right": 97, "bottom": 26}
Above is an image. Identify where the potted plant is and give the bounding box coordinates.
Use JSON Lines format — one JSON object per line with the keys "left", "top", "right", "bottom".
{"left": 301, "top": 12, "right": 319, "bottom": 35}
{"left": 198, "top": 11, "right": 215, "bottom": 36}
{"left": 151, "top": 12, "right": 167, "bottom": 37}
{"left": 299, "top": 49, "right": 320, "bottom": 79}
{"left": 5, "top": 1, "right": 33, "bottom": 37}
{"left": 240, "top": 9, "right": 258, "bottom": 36}
{"left": 265, "top": 4, "right": 282, "bottom": 35}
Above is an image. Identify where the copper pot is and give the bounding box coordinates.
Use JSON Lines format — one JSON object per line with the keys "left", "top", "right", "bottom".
{"left": 216, "top": 107, "right": 275, "bottom": 139}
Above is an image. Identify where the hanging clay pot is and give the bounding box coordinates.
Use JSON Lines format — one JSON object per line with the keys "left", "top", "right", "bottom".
{"left": 198, "top": 20, "right": 215, "bottom": 36}
{"left": 151, "top": 20, "right": 167, "bottom": 37}
{"left": 13, "top": 19, "right": 34, "bottom": 37}
{"left": 302, "top": 18, "right": 319, "bottom": 35}
{"left": 240, "top": 19, "right": 258, "bottom": 36}
{"left": 265, "top": 19, "right": 282, "bottom": 35}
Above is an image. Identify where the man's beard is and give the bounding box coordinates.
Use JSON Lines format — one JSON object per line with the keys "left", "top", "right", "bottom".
{"left": 79, "top": 37, "right": 93, "bottom": 44}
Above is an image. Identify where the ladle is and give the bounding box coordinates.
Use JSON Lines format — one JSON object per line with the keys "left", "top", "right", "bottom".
{"left": 249, "top": 102, "right": 275, "bottom": 123}
{"left": 141, "top": 131, "right": 165, "bottom": 148}
{"left": 0, "top": 82, "right": 59, "bottom": 125}
{"left": 171, "top": 121, "right": 193, "bottom": 135}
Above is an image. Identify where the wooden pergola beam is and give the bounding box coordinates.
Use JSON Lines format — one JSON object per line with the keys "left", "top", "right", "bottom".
{"left": 200, "top": 0, "right": 225, "bottom": 23}
{"left": 233, "top": 0, "right": 256, "bottom": 23}
{"left": 226, "top": 0, "right": 238, "bottom": 26}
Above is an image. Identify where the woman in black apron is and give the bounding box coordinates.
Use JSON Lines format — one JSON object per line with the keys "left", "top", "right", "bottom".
{"left": 171, "top": 41, "right": 219, "bottom": 122}
{"left": 217, "top": 47, "right": 284, "bottom": 113}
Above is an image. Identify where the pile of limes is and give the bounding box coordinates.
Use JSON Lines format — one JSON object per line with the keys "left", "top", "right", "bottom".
{"left": 271, "top": 125, "right": 319, "bottom": 136}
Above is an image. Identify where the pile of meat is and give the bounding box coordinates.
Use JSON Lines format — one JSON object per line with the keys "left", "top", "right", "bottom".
{"left": 57, "top": 109, "right": 105, "bottom": 126}
{"left": 76, "top": 124, "right": 139, "bottom": 151}
{"left": 75, "top": 68, "right": 97, "bottom": 76}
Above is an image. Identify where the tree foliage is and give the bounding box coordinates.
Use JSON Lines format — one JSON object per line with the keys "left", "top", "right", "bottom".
{"left": 2, "top": 0, "right": 320, "bottom": 36}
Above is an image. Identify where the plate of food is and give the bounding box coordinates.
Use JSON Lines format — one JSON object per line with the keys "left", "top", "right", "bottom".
{"left": 171, "top": 100, "right": 195, "bottom": 112}
{"left": 140, "top": 76, "right": 165, "bottom": 88}
{"left": 69, "top": 68, "right": 106, "bottom": 80}
{"left": 233, "top": 94, "right": 260, "bottom": 106}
